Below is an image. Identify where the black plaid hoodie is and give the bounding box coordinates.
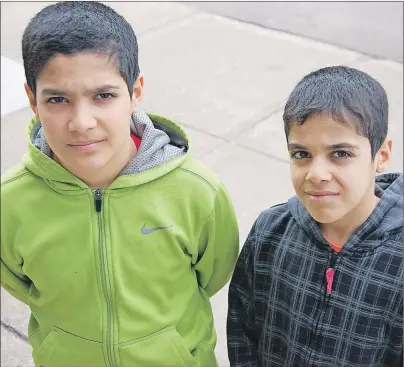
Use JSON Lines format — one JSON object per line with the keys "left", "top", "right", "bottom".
{"left": 227, "top": 173, "right": 403, "bottom": 367}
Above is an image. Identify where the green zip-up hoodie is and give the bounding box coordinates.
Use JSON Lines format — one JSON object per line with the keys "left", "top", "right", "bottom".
{"left": 1, "top": 110, "right": 240, "bottom": 367}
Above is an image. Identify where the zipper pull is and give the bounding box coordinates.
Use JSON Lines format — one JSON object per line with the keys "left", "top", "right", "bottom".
{"left": 326, "top": 268, "right": 335, "bottom": 295}
{"left": 94, "top": 189, "right": 102, "bottom": 212}
{"left": 325, "top": 252, "right": 337, "bottom": 295}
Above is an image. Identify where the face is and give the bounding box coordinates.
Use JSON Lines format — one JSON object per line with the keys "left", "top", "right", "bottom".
{"left": 25, "top": 51, "right": 143, "bottom": 175}
{"left": 288, "top": 112, "right": 392, "bottom": 225}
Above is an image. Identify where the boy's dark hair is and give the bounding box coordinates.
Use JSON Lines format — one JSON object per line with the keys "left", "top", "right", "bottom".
{"left": 283, "top": 66, "right": 388, "bottom": 158}
{"left": 22, "top": 1, "right": 139, "bottom": 97}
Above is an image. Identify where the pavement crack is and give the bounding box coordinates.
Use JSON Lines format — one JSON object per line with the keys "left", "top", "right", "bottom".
{"left": 240, "top": 106, "right": 285, "bottom": 132}
{"left": 1, "top": 319, "right": 29, "bottom": 344}
{"left": 181, "top": 123, "right": 229, "bottom": 142}
{"left": 137, "top": 9, "right": 200, "bottom": 38}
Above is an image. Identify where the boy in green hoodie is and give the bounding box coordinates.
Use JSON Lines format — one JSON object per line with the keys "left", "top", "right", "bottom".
{"left": 1, "top": 2, "right": 239, "bottom": 366}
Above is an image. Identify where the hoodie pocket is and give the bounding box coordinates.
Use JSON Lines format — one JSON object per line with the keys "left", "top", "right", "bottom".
{"left": 119, "top": 326, "right": 198, "bottom": 367}
{"left": 32, "top": 327, "right": 105, "bottom": 367}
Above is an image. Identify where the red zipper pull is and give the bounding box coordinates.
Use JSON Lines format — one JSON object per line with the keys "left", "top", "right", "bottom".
{"left": 326, "top": 268, "right": 335, "bottom": 295}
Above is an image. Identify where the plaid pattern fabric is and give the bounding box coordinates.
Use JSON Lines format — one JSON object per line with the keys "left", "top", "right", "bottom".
{"left": 227, "top": 173, "right": 403, "bottom": 367}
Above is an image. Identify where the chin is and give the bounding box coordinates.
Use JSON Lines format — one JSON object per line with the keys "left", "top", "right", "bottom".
{"left": 71, "top": 157, "right": 109, "bottom": 171}
{"left": 307, "top": 209, "right": 342, "bottom": 224}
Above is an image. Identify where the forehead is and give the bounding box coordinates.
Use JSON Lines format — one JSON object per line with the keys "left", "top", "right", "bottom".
{"left": 36, "top": 52, "right": 123, "bottom": 89}
{"left": 288, "top": 112, "right": 370, "bottom": 148}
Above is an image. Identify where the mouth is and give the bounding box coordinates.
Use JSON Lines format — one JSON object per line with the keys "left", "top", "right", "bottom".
{"left": 306, "top": 191, "right": 339, "bottom": 201}
{"left": 68, "top": 140, "right": 104, "bottom": 151}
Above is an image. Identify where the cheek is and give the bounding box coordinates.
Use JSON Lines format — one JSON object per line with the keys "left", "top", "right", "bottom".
{"left": 42, "top": 128, "right": 67, "bottom": 155}
{"left": 339, "top": 161, "right": 373, "bottom": 189}
{"left": 290, "top": 165, "right": 305, "bottom": 189}
{"left": 334, "top": 176, "right": 366, "bottom": 208}
{"left": 104, "top": 117, "right": 131, "bottom": 141}
{"left": 40, "top": 119, "right": 66, "bottom": 143}
{"left": 37, "top": 105, "right": 69, "bottom": 132}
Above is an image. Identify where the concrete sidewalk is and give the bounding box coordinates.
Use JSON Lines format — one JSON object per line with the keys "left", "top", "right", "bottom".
{"left": 1, "top": 2, "right": 403, "bottom": 366}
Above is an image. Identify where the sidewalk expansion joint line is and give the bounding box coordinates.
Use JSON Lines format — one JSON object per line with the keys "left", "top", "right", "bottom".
{"left": 1, "top": 319, "right": 29, "bottom": 344}
{"left": 137, "top": 9, "right": 200, "bottom": 37}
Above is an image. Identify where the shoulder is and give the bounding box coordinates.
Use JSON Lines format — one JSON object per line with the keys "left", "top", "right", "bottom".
{"left": 254, "top": 202, "right": 294, "bottom": 235}
{"left": 1, "top": 162, "right": 30, "bottom": 185}
{"left": 381, "top": 228, "right": 403, "bottom": 255}
{"left": 1, "top": 162, "right": 41, "bottom": 228}
{"left": 245, "top": 201, "right": 301, "bottom": 258}
{"left": 177, "top": 156, "right": 223, "bottom": 194}
{"left": 164, "top": 156, "right": 236, "bottom": 223}
{"left": 1, "top": 162, "right": 33, "bottom": 194}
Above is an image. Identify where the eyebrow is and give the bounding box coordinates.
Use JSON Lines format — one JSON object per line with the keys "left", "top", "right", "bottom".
{"left": 328, "top": 143, "right": 360, "bottom": 150}
{"left": 288, "top": 142, "right": 360, "bottom": 150}
{"left": 40, "top": 88, "right": 66, "bottom": 96}
{"left": 288, "top": 143, "right": 306, "bottom": 150}
{"left": 40, "top": 84, "right": 121, "bottom": 96}
{"left": 93, "top": 85, "right": 121, "bottom": 93}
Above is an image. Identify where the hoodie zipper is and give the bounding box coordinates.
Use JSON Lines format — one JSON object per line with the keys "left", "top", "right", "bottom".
{"left": 308, "top": 250, "right": 338, "bottom": 365}
{"left": 325, "top": 251, "right": 338, "bottom": 299}
{"left": 94, "top": 189, "right": 116, "bottom": 367}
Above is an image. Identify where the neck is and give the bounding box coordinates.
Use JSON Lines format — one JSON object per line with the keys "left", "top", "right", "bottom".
{"left": 320, "top": 188, "right": 380, "bottom": 246}
{"left": 54, "top": 138, "right": 137, "bottom": 190}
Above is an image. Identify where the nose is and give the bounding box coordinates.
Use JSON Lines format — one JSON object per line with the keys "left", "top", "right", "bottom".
{"left": 68, "top": 103, "right": 97, "bottom": 133}
{"left": 306, "top": 158, "right": 332, "bottom": 184}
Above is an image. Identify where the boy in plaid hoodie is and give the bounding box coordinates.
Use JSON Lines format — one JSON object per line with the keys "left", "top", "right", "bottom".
{"left": 227, "top": 66, "right": 403, "bottom": 367}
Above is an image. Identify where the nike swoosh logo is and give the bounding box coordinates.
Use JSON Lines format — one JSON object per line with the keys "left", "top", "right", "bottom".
{"left": 141, "top": 222, "right": 173, "bottom": 235}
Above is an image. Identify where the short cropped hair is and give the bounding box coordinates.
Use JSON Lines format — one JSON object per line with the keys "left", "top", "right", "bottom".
{"left": 283, "top": 66, "right": 389, "bottom": 158}
{"left": 22, "top": 1, "right": 139, "bottom": 97}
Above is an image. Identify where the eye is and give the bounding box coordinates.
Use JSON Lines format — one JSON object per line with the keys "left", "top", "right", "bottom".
{"left": 291, "top": 151, "right": 311, "bottom": 159}
{"left": 331, "top": 150, "right": 352, "bottom": 158}
{"left": 47, "top": 97, "right": 67, "bottom": 104}
{"left": 95, "top": 93, "right": 115, "bottom": 100}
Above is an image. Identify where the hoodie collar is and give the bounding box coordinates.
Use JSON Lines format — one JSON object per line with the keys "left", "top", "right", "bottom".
{"left": 288, "top": 173, "right": 403, "bottom": 255}
{"left": 24, "top": 110, "right": 189, "bottom": 190}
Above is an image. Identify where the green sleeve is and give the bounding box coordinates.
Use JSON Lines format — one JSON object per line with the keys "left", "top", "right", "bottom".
{"left": 1, "top": 242, "right": 31, "bottom": 304}
{"left": 194, "top": 183, "right": 240, "bottom": 297}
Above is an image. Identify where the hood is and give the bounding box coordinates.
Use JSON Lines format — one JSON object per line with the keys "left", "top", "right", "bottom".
{"left": 288, "top": 173, "right": 403, "bottom": 255}
{"left": 23, "top": 110, "right": 189, "bottom": 190}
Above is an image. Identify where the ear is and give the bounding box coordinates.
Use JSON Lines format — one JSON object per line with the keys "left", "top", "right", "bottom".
{"left": 375, "top": 138, "right": 392, "bottom": 173}
{"left": 24, "top": 83, "right": 40, "bottom": 119}
{"left": 130, "top": 74, "right": 144, "bottom": 114}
